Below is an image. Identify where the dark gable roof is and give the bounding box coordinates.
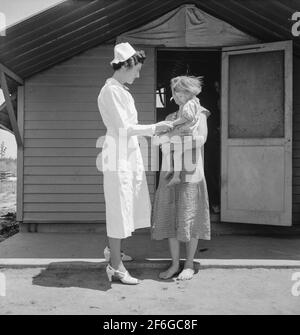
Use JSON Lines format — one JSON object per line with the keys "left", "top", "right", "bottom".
{"left": 0, "top": 0, "right": 299, "bottom": 90}
{"left": 0, "top": 0, "right": 185, "bottom": 91}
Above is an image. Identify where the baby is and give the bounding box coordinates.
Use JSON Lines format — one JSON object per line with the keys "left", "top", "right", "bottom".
{"left": 154, "top": 75, "right": 204, "bottom": 187}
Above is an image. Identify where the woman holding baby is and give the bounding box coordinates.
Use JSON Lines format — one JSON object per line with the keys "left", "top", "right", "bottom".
{"left": 151, "top": 75, "right": 211, "bottom": 281}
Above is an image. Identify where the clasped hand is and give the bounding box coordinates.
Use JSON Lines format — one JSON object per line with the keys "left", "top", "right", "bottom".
{"left": 154, "top": 121, "right": 174, "bottom": 134}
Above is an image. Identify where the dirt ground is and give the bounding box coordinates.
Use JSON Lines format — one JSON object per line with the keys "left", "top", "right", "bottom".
{"left": 0, "top": 266, "right": 299, "bottom": 315}
{"left": 0, "top": 191, "right": 18, "bottom": 242}
{"left": 0, "top": 191, "right": 16, "bottom": 216}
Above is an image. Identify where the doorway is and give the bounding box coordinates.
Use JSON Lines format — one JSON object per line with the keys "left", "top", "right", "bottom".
{"left": 156, "top": 49, "right": 221, "bottom": 215}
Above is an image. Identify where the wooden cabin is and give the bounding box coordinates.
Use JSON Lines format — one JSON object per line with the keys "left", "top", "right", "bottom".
{"left": 0, "top": 0, "right": 300, "bottom": 232}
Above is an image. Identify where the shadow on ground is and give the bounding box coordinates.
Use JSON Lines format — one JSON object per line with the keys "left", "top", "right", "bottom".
{"left": 32, "top": 261, "right": 201, "bottom": 291}
{"left": 32, "top": 262, "right": 113, "bottom": 292}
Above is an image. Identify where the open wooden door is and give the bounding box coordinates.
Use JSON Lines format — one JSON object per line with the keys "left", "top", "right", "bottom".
{"left": 221, "top": 41, "right": 293, "bottom": 226}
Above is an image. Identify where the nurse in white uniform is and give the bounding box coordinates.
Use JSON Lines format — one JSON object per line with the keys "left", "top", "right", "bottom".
{"left": 98, "top": 43, "right": 173, "bottom": 284}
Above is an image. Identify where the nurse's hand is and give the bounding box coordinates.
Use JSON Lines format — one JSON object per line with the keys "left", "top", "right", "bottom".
{"left": 154, "top": 121, "right": 173, "bottom": 134}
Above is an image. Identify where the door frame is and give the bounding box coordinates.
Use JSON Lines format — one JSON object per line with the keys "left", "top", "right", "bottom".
{"left": 154, "top": 47, "right": 222, "bottom": 193}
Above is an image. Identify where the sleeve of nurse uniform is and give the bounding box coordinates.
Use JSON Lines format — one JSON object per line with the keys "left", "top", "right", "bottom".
{"left": 102, "top": 86, "right": 156, "bottom": 137}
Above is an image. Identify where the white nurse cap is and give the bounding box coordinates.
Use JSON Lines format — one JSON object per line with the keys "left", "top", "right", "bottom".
{"left": 110, "top": 42, "right": 136, "bottom": 65}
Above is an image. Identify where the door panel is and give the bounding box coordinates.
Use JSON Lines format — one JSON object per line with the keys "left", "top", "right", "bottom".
{"left": 228, "top": 51, "right": 284, "bottom": 138}
{"left": 227, "top": 146, "right": 285, "bottom": 211}
{"left": 221, "top": 41, "right": 293, "bottom": 226}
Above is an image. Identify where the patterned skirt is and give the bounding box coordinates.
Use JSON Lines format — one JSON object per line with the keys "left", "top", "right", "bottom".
{"left": 151, "top": 170, "right": 211, "bottom": 242}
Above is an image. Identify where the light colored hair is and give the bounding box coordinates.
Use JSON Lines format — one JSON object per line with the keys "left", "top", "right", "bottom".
{"left": 171, "top": 75, "right": 203, "bottom": 96}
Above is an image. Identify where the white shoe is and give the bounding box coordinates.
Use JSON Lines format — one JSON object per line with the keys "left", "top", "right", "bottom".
{"left": 106, "top": 264, "right": 140, "bottom": 285}
{"left": 104, "top": 246, "right": 133, "bottom": 262}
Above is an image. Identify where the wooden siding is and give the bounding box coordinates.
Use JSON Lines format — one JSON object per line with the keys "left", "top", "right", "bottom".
{"left": 23, "top": 45, "right": 156, "bottom": 223}
{"left": 293, "top": 56, "right": 300, "bottom": 224}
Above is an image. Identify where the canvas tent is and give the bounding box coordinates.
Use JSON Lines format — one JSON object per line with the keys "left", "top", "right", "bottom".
{"left": 117, "top": 5, "right": 259, "bottom": 47}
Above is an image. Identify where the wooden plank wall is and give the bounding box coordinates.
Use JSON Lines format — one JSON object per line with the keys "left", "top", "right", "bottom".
{"left": 23, "top": 45, "right": 156, "bottom": 223}
{"left": 293, "top": 56, "right": 300, "bottom": 224}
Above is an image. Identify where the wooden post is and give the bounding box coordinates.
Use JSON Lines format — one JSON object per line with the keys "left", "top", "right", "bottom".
{"left": 0, "top": 102, "right": 13, "bottom": 132}
{"left": 0, "top": 71, "right": 23, "bottom": 147}
{"left": 0, "top": 63, "right": 23, "bottom": 85}
{"left": 16, "top": 86, "right": 24, "bottom": 222}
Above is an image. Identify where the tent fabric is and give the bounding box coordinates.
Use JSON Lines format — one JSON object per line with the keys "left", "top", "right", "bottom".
{"left": 118, "top": 4, "right": 259, "bottom": 47}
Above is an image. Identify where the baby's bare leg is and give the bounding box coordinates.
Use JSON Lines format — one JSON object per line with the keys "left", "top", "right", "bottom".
{"left": 167, "top": 146, "right": 182, "bottom": 187}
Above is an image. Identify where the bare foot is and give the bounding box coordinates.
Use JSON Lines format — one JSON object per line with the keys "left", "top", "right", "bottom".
{"left": 167, "top": 177, "right": 181, "bottom": 187}
{"left": 159, "top": 264, "right": 180, "bottom": 280}
{"left": 177, "top": 268, "right": 195, "bottom": 280}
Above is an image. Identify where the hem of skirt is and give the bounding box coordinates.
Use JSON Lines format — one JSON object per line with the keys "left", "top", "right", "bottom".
{"left": 107, "top": 232, "right": 133, "bottom": 239}
{"left": 151, "top": 233, "right": 211, "bottom": 242}
{"left": 107, "top": 222, "right": 150, "bottom": 239}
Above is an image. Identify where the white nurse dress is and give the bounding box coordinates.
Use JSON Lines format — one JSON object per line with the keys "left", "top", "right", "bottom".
{"left": 98, "top": 78, "right": 155, "bottom": 238}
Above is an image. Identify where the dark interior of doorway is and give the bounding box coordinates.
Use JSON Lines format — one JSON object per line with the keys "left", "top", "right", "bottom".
{"left": 156, "top": 49, "right": 221, "bottom": 214}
